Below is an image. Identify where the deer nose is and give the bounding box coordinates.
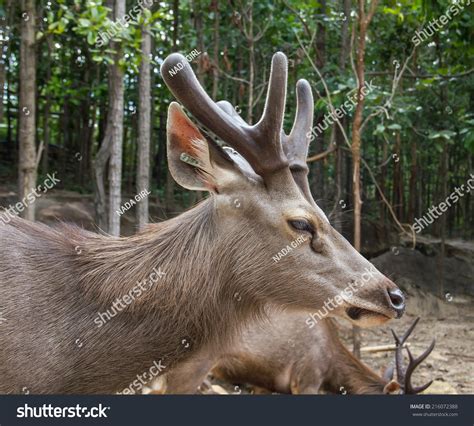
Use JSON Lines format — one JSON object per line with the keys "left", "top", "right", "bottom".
{"left": 387, "top": 288, "right": 405, "bottom": 318}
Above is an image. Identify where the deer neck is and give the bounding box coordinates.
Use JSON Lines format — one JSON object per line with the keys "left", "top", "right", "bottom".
{"left": 325, "top": 321, "right": 387, "bottom": 394}
{"left": 73, "top": 198, "right": 263, "bottom": 361}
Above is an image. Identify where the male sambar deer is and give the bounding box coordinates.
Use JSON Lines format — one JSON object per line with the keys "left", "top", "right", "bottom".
{"left": 0, "top": 52, "right": 405, "bottom": 394}
{"left": 157, "top": 316, "right": 434, "bottom": 395}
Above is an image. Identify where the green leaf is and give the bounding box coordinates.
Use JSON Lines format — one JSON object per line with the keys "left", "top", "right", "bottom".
{"left": 78, "top": 18, "right": 91, "bottom": 27}
{"left": 387, "top": 123, "right": 401, "bottom": 130}
{"left": 428, "top": 130, "right": 457, "bottom": 140}
{"left": 87, "top": 32, "right": 96, "bottom": 45}
{"left": 374, "top": 124, "right": 385, "bottom": 134}
{"left": 91, "top": 7, "right": 99, "bottom": 20}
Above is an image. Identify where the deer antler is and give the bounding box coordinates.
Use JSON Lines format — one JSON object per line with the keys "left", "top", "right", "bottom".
{"left": 217, "top": 79, "right": 315, "bottom": 204}
{"left": 217, "top": 81, "right": 316, "bottom": 204}
{"left": 281, "top": 78, "right": 314, "bottom": 204}
{"left": 217, "top": 85, "right": 315, "bottom": 203}
{"left": 282, "top": 79, "right": 314, "bottom": 174}
{"left": 161, "top": 52, "right": 289, "bottom": 178}
{"left": 390, "top": 317, "right": 435, "bottom": 394}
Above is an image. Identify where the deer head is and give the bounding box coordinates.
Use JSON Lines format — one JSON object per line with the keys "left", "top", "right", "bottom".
{"left": 161, "top": 52, "right": 405, "bottom": 328}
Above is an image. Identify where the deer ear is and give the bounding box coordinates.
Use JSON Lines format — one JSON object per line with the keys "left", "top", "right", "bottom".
{"left": 383, "top": 380, "right": 401, "bottom": 394}
{"left": 167, "top": 102, "right": 240, "bottom": 192}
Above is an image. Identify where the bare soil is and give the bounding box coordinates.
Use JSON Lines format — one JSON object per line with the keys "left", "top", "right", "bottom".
{"left": 339, "top": 303, "right": 474, "bottom": 395}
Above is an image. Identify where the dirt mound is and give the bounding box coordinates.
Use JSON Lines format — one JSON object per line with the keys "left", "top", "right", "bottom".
{"left": 372, "top": 246, "right": 473, "bottom": 299}
{"left": 37, "top": 199, "right": 96, "bottom": 230}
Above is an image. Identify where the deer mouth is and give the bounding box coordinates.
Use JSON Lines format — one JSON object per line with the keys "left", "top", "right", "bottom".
{"left": 346, "top": 306, "right": 391, "bottom": 322}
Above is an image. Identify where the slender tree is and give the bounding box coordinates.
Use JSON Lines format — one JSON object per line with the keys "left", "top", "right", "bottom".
{"left": 94, "top": 0, "right": 125, "bottom": 234}
{"left": 18, "top": 0, "right": 39, "bottom": 221}
{"left": 41, "top": 37, "right": 52, "bottom": 175}
{"left": 136, "top": 3, "right": 152, "bottom": 229}
{"left": 211, "top": 0, "right": 219, "bottom": 100}
{"left": 107, "top": 0, "right": 125, "bottom": 236}
{"left": 334, "top": 0, "right": 351, "bottom": 234}
{"left": 351, "top": 0, "right": 379, "bottom": 358}
{"left": 164, "top": 0, "right": 180, "bottom": 214}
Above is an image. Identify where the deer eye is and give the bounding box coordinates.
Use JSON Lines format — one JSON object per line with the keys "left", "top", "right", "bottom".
{"left": 288, "top": 219, "right": 314, "bottom": 235}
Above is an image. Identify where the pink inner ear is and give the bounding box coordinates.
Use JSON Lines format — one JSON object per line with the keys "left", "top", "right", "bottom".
{"left": 169, "top": 106, "right": 203, "bottom": 159}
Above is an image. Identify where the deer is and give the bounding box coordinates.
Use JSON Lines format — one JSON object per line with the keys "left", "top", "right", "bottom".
{"left": 0, "top": 52, "right": 406, "bottom": 394}
{"left": 156, "top": 316, "right": 435, "bottom": 395}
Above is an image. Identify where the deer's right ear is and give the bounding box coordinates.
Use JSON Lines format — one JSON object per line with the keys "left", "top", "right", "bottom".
{"left": 383, "top": 380, "right": 401, "bottom": 394}
{"left": 167, "top": 102, "right": 240, "bottom": 193}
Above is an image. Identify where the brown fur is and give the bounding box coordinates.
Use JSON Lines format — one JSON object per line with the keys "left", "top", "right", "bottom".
{"left": 162, "top": 315, "right": 392, "bottom": 395}
{"left": 0, "top": 201, "right": 270, "bottom": 394}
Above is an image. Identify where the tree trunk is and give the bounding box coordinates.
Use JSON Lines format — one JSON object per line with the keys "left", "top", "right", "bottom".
{"left": 0, "top": 41, "right": 5, "bottom": 126}
{"left": 247, "top": 3, "right": 254, "bottom": 123}
{"left": 18, "top": 0, "right": 38, "bottom": 221}
{"left": 407, "top": 139, "right": 417, "bottom": 224}
{"left": 107, "top": 0, "right": 125, "bottom": 236}
{"left": 0, "top": 0, "right": 14, "bottom": 126}
{"left": 165, "top": 0, "right": 180, "bottom": 214}
{"left": 379, "top": 140, "right": 388, "bottom": 228}
{"left": 192, "top": 0, "right": 204, "bottom": 84}
{"left": 392, "top": 131, "right": 403, "bottom": 220}
{"left": 334, "top": 0, "right": 350, "bottom": 233}
{"left": 137, "top": 7, "right": 152, "bottom": 230}
{"left": 211, "top": 0, "right": 220, "bottom": 100}
{"left": 42, "top": 38, "right": 52, "bottom": 175}
{"left": 434, "top": 34, "right": 448, "bottom": 295}
{"left": 93, "top": 0, "right": 124, "bottom": 234}
{"left": 311, "top": 0, "right": 327, "bottom": 203}
{"left": 351, "top": 0, "right": 379, "bottom": 358}
{"left": 437, "top": 140, "right": 448, "bottom": 297}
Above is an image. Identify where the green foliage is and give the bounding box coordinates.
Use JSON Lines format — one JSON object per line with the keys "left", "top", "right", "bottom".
{"left": 1, "top": 0, "right": 472, "bottom": 236}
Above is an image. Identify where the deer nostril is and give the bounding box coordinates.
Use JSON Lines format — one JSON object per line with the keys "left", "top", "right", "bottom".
{"left": 387, "top": 288, "right": 405, "bottom": 317}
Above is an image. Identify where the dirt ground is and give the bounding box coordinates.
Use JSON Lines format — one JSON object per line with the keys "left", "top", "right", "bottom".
{"left": 340, "top": 305, "right": 474, "bottom": 395}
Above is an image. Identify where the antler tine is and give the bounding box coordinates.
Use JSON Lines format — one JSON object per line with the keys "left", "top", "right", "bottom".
{"left": 391, "top": 318, "right": 419, "bottom": 386}
{"left": 161, "top": 53, "right": 289, "bottom": 178}
{"left": 391, "top": 318, "right": 435, "bottom": 394}
{"left": 285, "top": 79, "right": 314, "bottom": 171}
{"left": 216, "top": 101, "right": 248, "bottom": 126}
{"left": 391, "top": 328, "right": 406, "bottom": 386}
{"left": 282, "top": 78, "right": 315, "bottom": 204}
{"left": 255, "top": 52, "right": 288, "bottom": 143}
{"left": 400, "top": 317, "right": 420, "bottom": 345}
{"left": 404, "top": 339, "right": 436, "bottom": 394}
